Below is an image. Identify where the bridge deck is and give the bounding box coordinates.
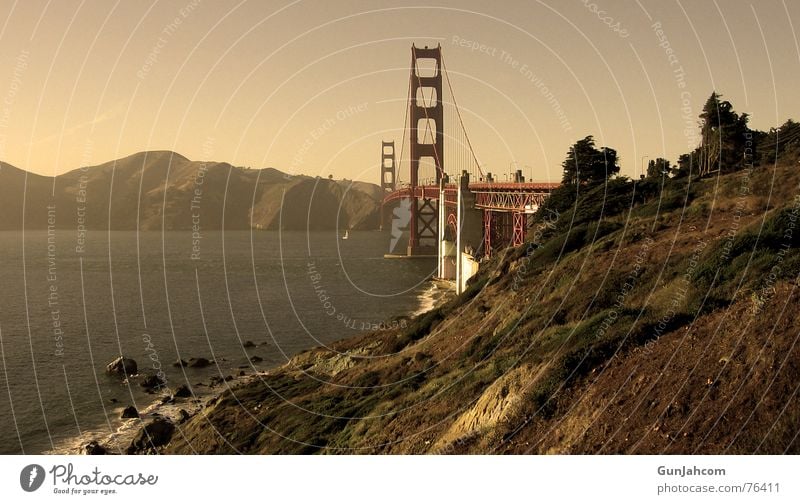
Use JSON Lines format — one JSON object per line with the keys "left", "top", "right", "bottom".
{"left": 382, "top": 182, "right": 560, "bottom": 212}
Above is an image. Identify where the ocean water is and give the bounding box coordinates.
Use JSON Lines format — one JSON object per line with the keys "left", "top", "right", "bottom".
{"left": 0, "top": 230, "right": 436, "bottom": 454}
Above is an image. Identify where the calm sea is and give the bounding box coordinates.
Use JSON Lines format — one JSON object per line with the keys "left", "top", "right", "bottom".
{"left": 0, "top": 230, "right": 435, "bottom": 454}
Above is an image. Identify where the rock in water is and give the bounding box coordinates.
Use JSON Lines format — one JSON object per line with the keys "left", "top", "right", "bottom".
{"left": 121, "top": 406, "right": 139, "bottom": 419}
{"left": 172, "top": 358, "right": 187, "bottom": 368}
{"left": 174, "top": 384, "right": 192, "bottom": 398}
{"left": 243, "top": 340, "right": 256, "bottom": 348}
{"left": 250, "top": 355, "right": 263, "bottom": 363}
{"left": 84, "top": 441, "right": 107, "bottom": 455}
{"left": 127, "top": 418, "right": 175, "bottom": 454}
{"left": 187, "top": 357, "right": 212, "bottom": 368}
{"left": 105, "top": 356, "right": 138, "bottom": 377}
{"left": 209, "top": 375, "right": 234, "bottom": 386}
{"left": 140, "top": 374, "right": 166, "bottom": 391}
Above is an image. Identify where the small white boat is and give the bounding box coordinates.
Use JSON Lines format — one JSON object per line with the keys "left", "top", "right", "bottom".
{"left": 342, "top": 230, "right": 349, "bottom": 240}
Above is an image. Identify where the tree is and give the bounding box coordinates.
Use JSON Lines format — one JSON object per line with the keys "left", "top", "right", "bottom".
{"left": 674, "top": 152, "right": 697, "bottom": 178}
{"left": 756, "top": 119, "right": 800, "bottom": 165}
{"left": 646, "top": 158, "right": 672, "bottom": 178}
{"left": 561, "top": 135, "right": 620, "bottom": 186}
{"left": 697, "top": 91, "right": 750, "bottom": 176}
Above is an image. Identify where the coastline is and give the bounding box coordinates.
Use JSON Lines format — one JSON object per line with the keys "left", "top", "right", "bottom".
{"left": 410, "top": 279, "right": 455, "bottom": 316}
{"left": 50, "top": 278, "right": 452, "bottom": 455}
{"left": 45, "top": 377, "right": 260, "bottom": 455}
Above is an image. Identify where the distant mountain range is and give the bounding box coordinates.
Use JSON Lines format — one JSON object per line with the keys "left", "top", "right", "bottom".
{"left": 0, "top": 151, "right": 382, "bottom": 231}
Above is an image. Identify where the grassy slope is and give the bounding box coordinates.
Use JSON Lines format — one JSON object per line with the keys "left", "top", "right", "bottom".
{"left": 166, "top": 162, "right": 800, "bottom": 454}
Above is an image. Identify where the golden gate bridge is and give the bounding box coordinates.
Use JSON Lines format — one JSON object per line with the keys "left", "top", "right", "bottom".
{"left": 379, "top": 44, "right": 559, "bottom": 290}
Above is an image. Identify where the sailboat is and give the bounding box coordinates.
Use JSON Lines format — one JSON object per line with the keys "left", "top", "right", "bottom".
{"left": 342, "top": 229, "right": 349, "bottom": 240}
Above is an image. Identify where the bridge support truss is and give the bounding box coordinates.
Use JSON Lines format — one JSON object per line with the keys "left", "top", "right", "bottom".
{"left": 512, "top": 212, "right": 525, "bottom": 247}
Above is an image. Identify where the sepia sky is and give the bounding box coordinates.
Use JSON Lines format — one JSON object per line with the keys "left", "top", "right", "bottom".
{"left": 0, "top": 0, "right": 798, "bottom": 184}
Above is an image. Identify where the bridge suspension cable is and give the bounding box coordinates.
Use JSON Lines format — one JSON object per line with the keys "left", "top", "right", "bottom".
{"left": 441, "top": 53, "right": 485, "bottom": 181}
{"left": 396, "top": 69, "right": 412, "bottom": 187}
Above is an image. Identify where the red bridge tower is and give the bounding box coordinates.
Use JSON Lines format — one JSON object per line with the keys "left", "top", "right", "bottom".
{"left": 408, "top": 44, "right": 444, "bottom": 255}
{"left": 381, "top": 141, "right": 396, "bottom": 193}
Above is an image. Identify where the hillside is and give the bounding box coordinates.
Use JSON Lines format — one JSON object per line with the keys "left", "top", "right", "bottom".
{"left": 0, "top": 151, "right": 381, "bottom": 231}
{"left": 162, "top": 161, "right": 800, "bottom": 454}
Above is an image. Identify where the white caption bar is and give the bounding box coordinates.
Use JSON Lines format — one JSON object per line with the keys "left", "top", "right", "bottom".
{"left": 1, "top": 455, "right": 798, "bottom": 503}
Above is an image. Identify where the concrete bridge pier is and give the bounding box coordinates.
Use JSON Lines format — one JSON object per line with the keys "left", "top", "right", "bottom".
{"left": 438, "top": 171, "right": 483, "bottom": 293}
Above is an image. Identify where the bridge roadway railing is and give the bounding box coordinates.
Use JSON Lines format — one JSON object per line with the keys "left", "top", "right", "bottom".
{"left": 382, "top": 182, "right": 559, "bottom": 212}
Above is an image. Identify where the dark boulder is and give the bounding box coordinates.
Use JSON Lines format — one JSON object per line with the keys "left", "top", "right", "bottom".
{"left": 187, "top": 357, "right": 212, "bottom": 368}
{"left": 105, "top": 356, "right": 138, "bottom": 377}
{"left": 140, "top": 373, "right": 166, "bottom": 391}
{"left": 243, "top": 340, "right": 256, "bottom": 348}
{"left": 178, "top": 409, "right": 190, "bottom": 423}
{"left": 121, "top": 406, "right": 139, "bottom": 419}
{"left": 250, "top": 355, "right": 263, "bottom": 363}
{"left": 172, "top": 359, "right": 187, "bottom": 368}
{"left": 209, "top": 375, "right": 234, "bottom": 386}
{"left": 127, "top": 418, "right": 175, "bottom": 454}
{"left": 174, "top": 384, "right": 192, "bottom": 398}
{"left": 84, "top": 440, "right": 107, "bottom": 455}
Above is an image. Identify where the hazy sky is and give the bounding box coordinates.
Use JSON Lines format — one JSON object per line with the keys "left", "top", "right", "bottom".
{"left": 0, "top": 0, "right": 798, "bottom": 184}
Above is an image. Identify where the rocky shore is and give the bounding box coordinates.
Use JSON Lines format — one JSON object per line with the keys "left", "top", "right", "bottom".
{"left": 78, "top": 286, "right": 447, "bottom": 455}
{"left": 71, "top": 362, "right": 273, "bottom": 455}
